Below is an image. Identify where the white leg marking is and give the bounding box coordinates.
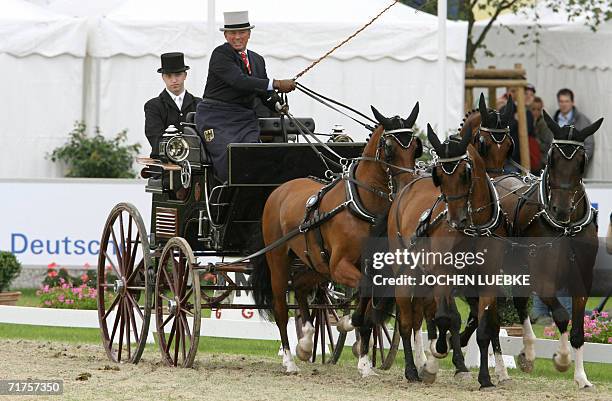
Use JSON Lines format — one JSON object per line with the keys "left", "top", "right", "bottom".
{"left": 522, "top": 317, "right": 536, "bottom": 361}
{"left": 425, "top": 341, "right": 440, "bottom": 374}
{"left": 337, "top": 315, "right": 355, "bottom": 333}
{"left": 298, "top": 321, "right": 314, "bottom": 352}
{"left": 574, "top": 346, "right": 593, "bottom": 389}
{"left": 494, "top": 353, "right": 510, "bottom": 383}
{"left": 282, "top": 348, "right": 299, "bottom": 373}
{"left": 357, "top": 355, "right": 378, "bottom": 377}
{"left": 553, "top": 332, "right": 572, "bottom": 372}
{"left": 413, "top": 329, "right": 426, "bottom": 371}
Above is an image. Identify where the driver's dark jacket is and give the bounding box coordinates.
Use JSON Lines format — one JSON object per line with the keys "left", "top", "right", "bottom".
{"left": 144, "top": 90, "right": 201, "bottom": 157}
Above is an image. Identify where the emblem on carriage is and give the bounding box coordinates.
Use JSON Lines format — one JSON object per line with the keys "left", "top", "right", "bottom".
{"left": 203, "top": 128, "right": 215, "bottom": 142}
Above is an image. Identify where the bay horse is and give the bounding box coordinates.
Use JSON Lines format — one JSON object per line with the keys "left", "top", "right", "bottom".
{"left": 250, "top": 103, "right": 422, "bottom": 374}
{"left": 497, "top": 111, "right": 603, "bottom": 389}
{"left": 388, "top": 124, "right": 508, "bottom": 388}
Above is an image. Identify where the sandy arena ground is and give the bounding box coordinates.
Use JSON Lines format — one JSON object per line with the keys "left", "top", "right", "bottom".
{"left": 0, "top": 339, "right": 611, "bottom": 401}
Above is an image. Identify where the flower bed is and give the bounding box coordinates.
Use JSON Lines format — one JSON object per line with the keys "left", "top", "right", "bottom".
{"left": 544, "top": 311, "right": 611, "bottom": 344}
{"left": 35, "top": 263, "right": 108, "bottom": 310}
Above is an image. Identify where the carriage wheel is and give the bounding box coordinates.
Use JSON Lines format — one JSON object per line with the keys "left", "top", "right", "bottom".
{"left": 155, "top": 237, "right": 201, "bottom": 367}
{"left": 97, "top": 202, "right": 152, "bottom": 364}
{"left": 295, "top": 285, "right": 349, "bottom": 364}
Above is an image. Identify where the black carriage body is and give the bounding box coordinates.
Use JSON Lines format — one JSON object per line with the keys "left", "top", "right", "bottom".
{"left": 147, "top": 119, "right": 363, "bottom": 256}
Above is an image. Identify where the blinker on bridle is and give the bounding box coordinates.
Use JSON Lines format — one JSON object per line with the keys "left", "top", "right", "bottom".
{"left": 551, "top": 126, "right": 585, "bottom": 160}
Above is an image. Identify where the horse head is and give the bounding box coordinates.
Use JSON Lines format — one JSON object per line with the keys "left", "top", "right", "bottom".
{"left": 462, "top": 93, "right": 514, "bottom": 174}
{"left": 428, "top": 123, "right": 475, "bottom": 230}
{"left": 368, "top": 102, "right": 422, "bottom": 171}
{"left": 542, "top": 110, "right": 603, "bottom": 223}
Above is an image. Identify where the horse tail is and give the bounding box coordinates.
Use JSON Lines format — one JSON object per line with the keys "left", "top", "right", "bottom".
{"left": 248, "top": 229, "right": 274, "bottom": 321}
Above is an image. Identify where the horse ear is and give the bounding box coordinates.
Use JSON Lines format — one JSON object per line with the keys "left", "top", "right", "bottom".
{"left": 478, "top": 93, "right": 487, "bottom": 119}
{"left": 427, "top": 123, "right": 442, "bottom": 152}
{"left": 371, "top": 105, "right": 389, "bottom": 126}
{"left": 578, "top": 118, "right": 604, "bottom": 140}
{"left": 502, "top": 95, "right": 515, "bottom": 122}
{"left": 405, "top": 101, "right": 419, "bottom": 127}
{"left": 543, "top": 110, "right": 564, "bottom": 139}
{"left": 460, "top": 123, "right": 473, "bottom": 151}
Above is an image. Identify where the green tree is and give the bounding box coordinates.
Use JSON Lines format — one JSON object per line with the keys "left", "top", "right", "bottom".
{"left": 401, "top": 0, "right": 611, "bottom": 65}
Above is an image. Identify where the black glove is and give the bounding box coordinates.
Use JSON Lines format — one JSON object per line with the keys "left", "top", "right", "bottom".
{"left": 265, "top": 91, "right": 288, "bottom": 113}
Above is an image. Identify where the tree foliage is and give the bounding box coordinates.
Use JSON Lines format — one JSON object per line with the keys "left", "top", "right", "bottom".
{"left": 401, "top": 0, "right": 611, "bottom": 65}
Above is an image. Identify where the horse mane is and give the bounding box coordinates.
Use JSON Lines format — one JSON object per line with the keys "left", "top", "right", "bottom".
{"left": 457, "top": 109, "right": 481, "bottom": 140}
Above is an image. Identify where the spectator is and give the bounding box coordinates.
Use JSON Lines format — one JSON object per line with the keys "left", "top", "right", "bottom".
{"left": 524, "top": 83, "right": 536, "bottom": 107}
{"left": 554, "top": 88, "right": 594, "bottom": 163}
{"left": 530, "top": 96, "right": 553, "bottom": 171}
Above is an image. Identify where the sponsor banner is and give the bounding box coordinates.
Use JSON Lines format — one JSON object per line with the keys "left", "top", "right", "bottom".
{"left": 0, "top": 179, "right": 151, "bottom": 267}
{"left": 1, "top": 179, "right": 611, "bottom": 267}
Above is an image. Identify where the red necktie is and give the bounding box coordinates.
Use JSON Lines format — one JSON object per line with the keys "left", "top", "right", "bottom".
{"left": 240, "top": 51, "right": 251, "bottom": 75}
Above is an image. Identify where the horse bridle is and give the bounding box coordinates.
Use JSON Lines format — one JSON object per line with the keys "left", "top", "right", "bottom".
{"left": 539, "top": 133, "right": 594, "bottom": 232}
{"left": 435, "top": 153, "right": 474, "bottom": 203}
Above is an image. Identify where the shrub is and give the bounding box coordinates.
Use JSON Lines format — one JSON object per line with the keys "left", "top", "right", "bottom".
{"left": 543, "top": 311, "right": 611, "bottom": 344}
{"left": 49, "top": 121, "right": 140, "bottom": 178}
{"left": 0, "top": 251, "right": 22, "bottom": 292}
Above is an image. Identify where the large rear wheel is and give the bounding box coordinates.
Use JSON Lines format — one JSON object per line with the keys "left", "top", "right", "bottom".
{"left": 97, "top": 202, "right": 152, "bottom": 364}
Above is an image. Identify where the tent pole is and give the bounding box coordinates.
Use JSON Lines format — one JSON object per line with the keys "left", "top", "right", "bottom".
{"left": 208, "top": 0, "right": 216, "bottom": 58}
{"left": 438, "top": 0, "right": 447, "bottom": 137}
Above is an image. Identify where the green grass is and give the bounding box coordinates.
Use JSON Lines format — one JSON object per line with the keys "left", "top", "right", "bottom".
{"left": 0, "top": 322, "right": 610, "bottom": 383}
{"left": 14, "top": 288, "right": 41, "bottom": 307}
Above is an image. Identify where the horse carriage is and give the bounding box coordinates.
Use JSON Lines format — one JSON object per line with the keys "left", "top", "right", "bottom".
{"left": 95, "top": 110, "right": 402, "bottom": 368}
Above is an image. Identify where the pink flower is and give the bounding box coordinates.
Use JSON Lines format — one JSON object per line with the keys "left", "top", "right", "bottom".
{"left": 601, "top": 312, "right": 609, "bottom": 319}
{"left": 43, "top": 285, "right": 50, "bottom": 293}
{"left": 48, "top": 270, "right": 58, "bottom": 278}
{"left": 608, "top": 337, "right": 612, "bottom": 344}
{"left": 65, "top": 299, "right": 74, "bottom": 304}
{"left": 59, "top": 277, "right": 65, "bottom": 284}
{"left": 44, "top": 300, "right": 51, "bottom": 306}
{"left": 585, "top": 332, "right": 592, "bottom": 338}
{"left": 81, "top": 273, "right": 89, "bottom": 282}
{"left": 48, "top": 262, "right": 57, "bottom": 269}
{"left": 83, "top": 262, "right": 91, "bottom": 269}
{"left": 57, "top": 295, "right": 65, "bottom": 302}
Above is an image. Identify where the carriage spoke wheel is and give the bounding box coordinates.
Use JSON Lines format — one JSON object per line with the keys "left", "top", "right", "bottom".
{"left": 295, "top": 285, "right": 349, "bottom": 365}
{"left": 370, "top": 305, "right": 400, "bottom": 370}
{"left": 155, "top": 237, "right": 201, "bottom": 368}
{"left": 97, "top": 202, "right": 152, "bottom": 364}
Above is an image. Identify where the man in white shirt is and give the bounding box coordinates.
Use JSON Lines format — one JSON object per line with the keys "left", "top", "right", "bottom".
{"left": 145, "top": 52, "right": 202, "bottom": 157}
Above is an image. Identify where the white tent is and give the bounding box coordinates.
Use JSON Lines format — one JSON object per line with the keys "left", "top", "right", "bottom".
{"left": 0, "top": 0, "right": 87, "bottom": 179}
{"left": 87, "top": 0, "right": 467, "bottom": 156}
{"left": 536, "top": 22, "right": 612, "bottom": 181}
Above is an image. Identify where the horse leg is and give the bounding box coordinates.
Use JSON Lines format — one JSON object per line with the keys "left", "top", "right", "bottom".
{"left": 356, "top": 300, "right": 378, "bottom": 377}
{"left": 491, "top": 319, "right": 510, "bottom": 384}
{"left": 460, "top": 296, "right": 479, "bottom": 347}
{"left": 412, "top": 298, "right": 427, "bottom": 373}
{"left": 513, "top": 296, "right": 536, "bottom": 373}
{"left": 268, "top": 250, "right": 299, "bottom": 374}
{"left": 432, "top": 296, "right": 450, "bottom": 358}
{"left": 397, "top": 297, "right": 419, "bottom": 382}
{"left": 448, "top": 298, "right": 470, "bottom": 379}
{"left": 540, "top": 296, "right": 571, "bottom": 373}
{"left": 421, "top": 297, "right": 440, "bottom": 384}
{"left": 293, "top": 273, "right": 321, "bottom": 362}
{"left": 571, "top": 296, "right": 593, "bottom": 389}
{"left": 476, "top": 296, "right": 496, "bottom": 390}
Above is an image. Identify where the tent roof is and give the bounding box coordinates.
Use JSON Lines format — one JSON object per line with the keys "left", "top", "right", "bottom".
{"left": 46, "top": 0, "right": 125, "bottom": 17}
{"left": 90, "top": 0, "right": 467, "bottom": 61}
{"left": 0, "top": 0, "right": 87, "bottom": 57}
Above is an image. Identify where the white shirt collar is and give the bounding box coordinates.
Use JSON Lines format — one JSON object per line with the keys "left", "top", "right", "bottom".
{"left": 166, "top": 88, "right": 185, "bottom": 101}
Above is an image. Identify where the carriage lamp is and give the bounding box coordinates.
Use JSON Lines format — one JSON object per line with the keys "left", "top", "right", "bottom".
{"left": 165, "top": 135, "right": 190, "bottom": 163}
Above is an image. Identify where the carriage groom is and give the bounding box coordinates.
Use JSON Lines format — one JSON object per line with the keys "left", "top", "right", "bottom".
{"left": 196, "top": 10, "right": 297, "bottom": 182}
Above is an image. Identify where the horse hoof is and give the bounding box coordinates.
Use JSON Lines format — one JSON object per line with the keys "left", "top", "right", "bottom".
{"left": 284, "top": 363, "right": 300, "bottom": 375}
{"left": 578, "top": 383, "right": 595, "bottom": 391}
{"left": 517, "top": 352, "right": 534, "bottom": 373}
{"left": 421, "top": 369, "right": 437, "bottom": 385}
{"left": 497, "top": 377, "right": 512, "bottom": 386}
{"left": 552, "top": 352, "right": 571, "bottom": 373}
{"left": 454, "top": 371, "right": 471, "bottom": 381}
{"left": 296, "top": 345, "right": 312, "bottom": 362}
{"left": 405, "top": 367, "right": 421, "bottom": 382}
{"left": 479, "top": 384, "right": 496, "bottom": 391}
{"left": 337, "top": 315, "right": 355, "bottom": 333}
{"left": 352, "top": 341, "right": 360, "bottom": 358}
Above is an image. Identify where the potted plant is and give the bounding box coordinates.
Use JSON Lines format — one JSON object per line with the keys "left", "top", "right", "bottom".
{"left": 497, "top": 295, "right": 525, "bottom": 337}
{"left": 0, "top": 251, "right": 22, "bottom": 305}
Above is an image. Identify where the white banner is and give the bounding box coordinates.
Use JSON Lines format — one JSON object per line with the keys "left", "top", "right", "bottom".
{"left": 0, "top": 178, "right": 151, "bottom": 267}
{"left": 1, "top": 179, "right": 611, "bottom": 267}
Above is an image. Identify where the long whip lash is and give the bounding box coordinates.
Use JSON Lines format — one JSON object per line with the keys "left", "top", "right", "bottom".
{"left": 293, "top": 0, "right": 399, "bottom": 80}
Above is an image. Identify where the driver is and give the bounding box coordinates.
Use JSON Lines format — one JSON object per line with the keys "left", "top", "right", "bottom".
{"left": 195, "top": 10, "right": 296, "bottom": 182}
{"left": 145, "top": 52, "right": 202, "bottom": 158}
